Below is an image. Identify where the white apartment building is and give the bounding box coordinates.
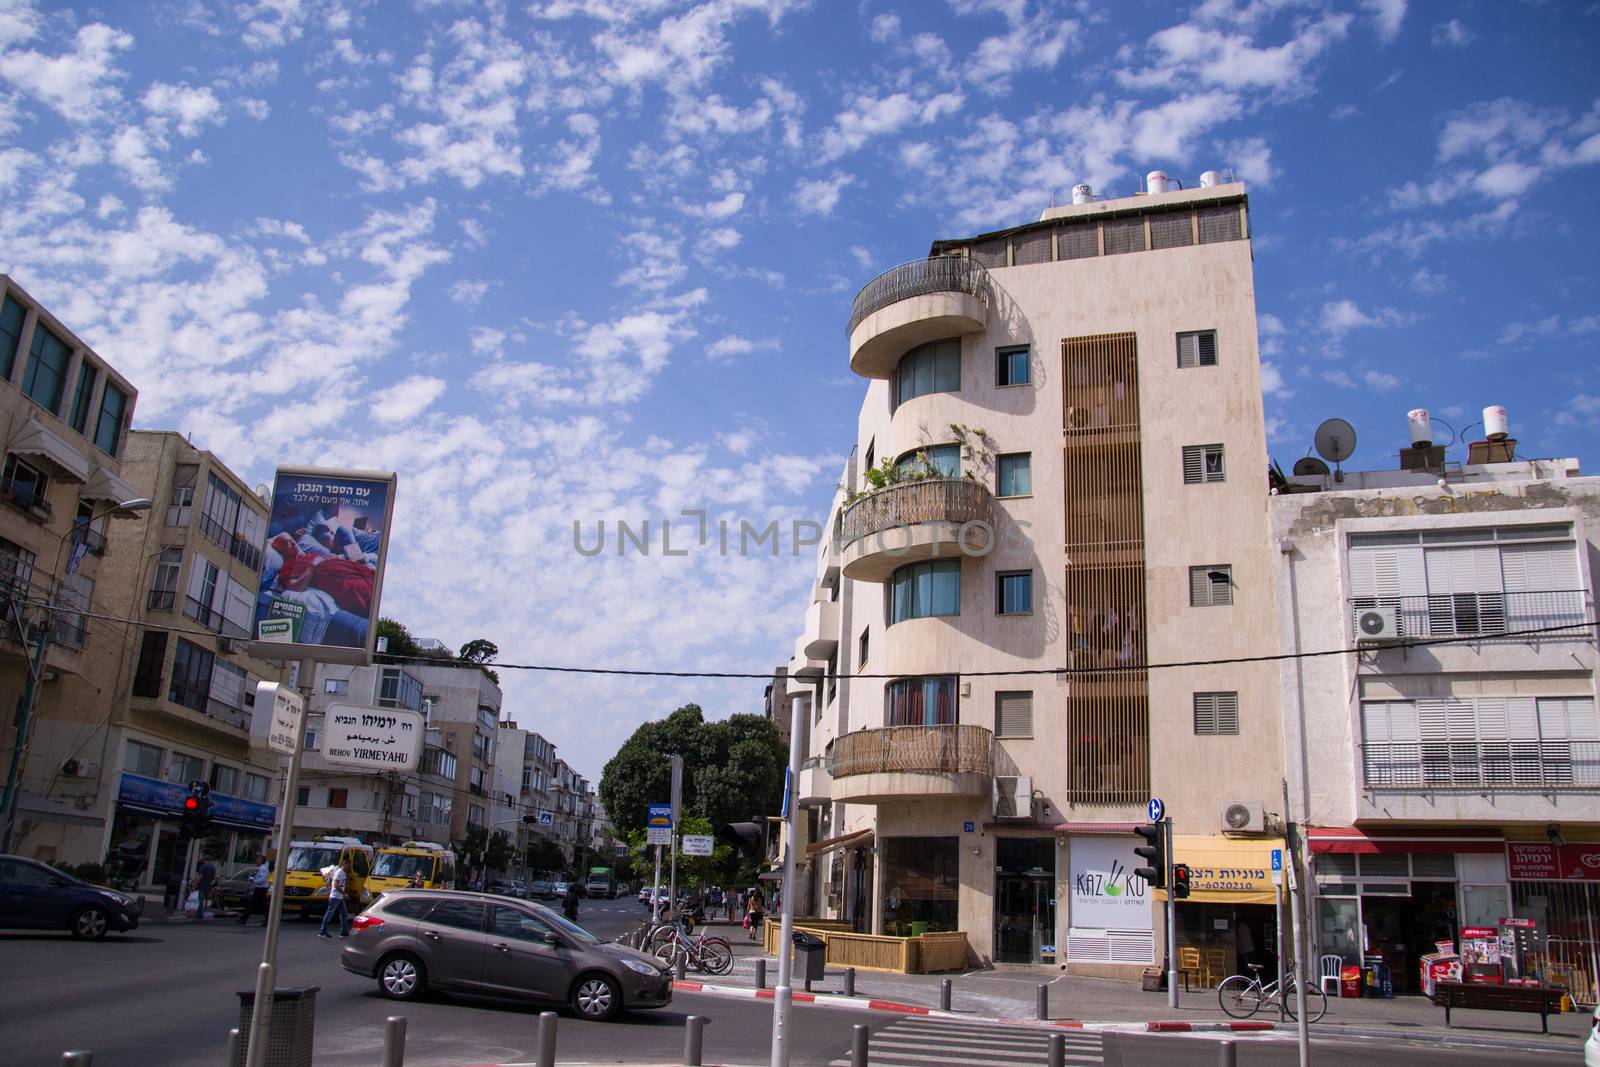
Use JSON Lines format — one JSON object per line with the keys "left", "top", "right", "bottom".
{"left": 1270, "top": 429, "right": 1599, "bottom": 1002}
{"left": 780, "top": 175, "right": 1284, "bottom": 976}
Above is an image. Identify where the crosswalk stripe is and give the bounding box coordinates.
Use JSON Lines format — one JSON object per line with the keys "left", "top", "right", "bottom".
{"left": 872, "top": 1031, "right": 1097, "bottom": 1050}
{"left": 830, "top": 1052, "right": 1102, "bottom": 1067}
{"left": 828, "top": 1016, "right": 1104, "bottom": 1067}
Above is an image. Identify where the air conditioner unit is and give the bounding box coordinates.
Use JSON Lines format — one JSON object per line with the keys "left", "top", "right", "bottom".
{"left": 993, "top": 775, "right": 1033, "bottom": 820}
{"left": 1220, "top": 800, "right": 1266, "bottom": 834}
{"left": 218, "top": 637, "right": 246, "bottom": 654}
{"left": 1355, "top": 604, "right": 1400, "bottom": 641}
{"left": 1066, "top": 404, "right": 1110, "bottom": 430}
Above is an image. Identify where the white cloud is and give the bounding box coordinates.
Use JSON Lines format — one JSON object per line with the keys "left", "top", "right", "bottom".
{"left": 793, "top": 173, "right": 854, "bottom": 216}
{"left": 0, "top": 20, "right": 132, "bottom": 124}
{"left": 1431, "top": 19, "right": 1473, "bottom": 48}
{"left": 705, "top": 334, "right": 779, "bottom": 362}
{"left": 1409, "top": 267, "right": 1449, "bottom": 294}
{"left": 1224, "top": 135, "right": 1275, "bottom": 187}
{"left": 718, "top": 429, "right": 757, "bottom": 454}
{"left": 615, "top": 228, "right": 686, "bottom": 292}
{"left": 1318, "top": 299, "right": 1419, "bottom": 336}
{"left": 110, "top": 126, "right": 170, "bottom": 192}
{"left": 818, "top": 90, "right": 965, "bottom": 162}
{"left": 449, "top": 279, "right": 490, "bottom": 306}
{"left": 1121, "top": 13, "right": 1351, "bottom": 95}
{"left": 1363, "top": 0, "right": 1406, "bottom": 45}
{"left": 1472, "top": 160, "right": 1540, "bottom": 199}
{"left": 372, "top": 375, "right": 447, "bottom": 422}
{"left": 1260, "top": 360, "right": 1289, "bottom": 397}
{"left": 1499, "top": 314, "right": 1600, "bottom": 346}
{"left": 142, "top": 82, "right": 225, "bottom": 137}
{"left": 1363, "top": 369, "right": 1401, "bottom": 392}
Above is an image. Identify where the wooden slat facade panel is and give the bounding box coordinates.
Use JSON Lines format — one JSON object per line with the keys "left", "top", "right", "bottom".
{"left": 1063, "top": 332, "right": 1150, "bottom": 806}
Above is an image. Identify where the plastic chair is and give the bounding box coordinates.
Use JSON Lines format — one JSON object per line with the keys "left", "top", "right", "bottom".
{"left": 1319, "top": 954, "right": 1344, "bottom": 996}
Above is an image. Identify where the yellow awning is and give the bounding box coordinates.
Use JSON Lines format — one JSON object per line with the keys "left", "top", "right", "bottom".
{"left": 1156, "top": 835, "right": 1285, "bottom": 905}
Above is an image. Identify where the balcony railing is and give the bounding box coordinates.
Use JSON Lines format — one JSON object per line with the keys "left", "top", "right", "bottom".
{"left": 204, "top": 697, "right": 250, "bottom": 730}
{"left": 847, "top": 257, "right": 991, "bottom": 337}
{"left": 52, "top": 613, "right": 87, "bottom": 647}
{"left": 2, "top": 479, "right": 51, "bottom": 519}
{"left": 147, "top": 589, "right": 176, "bottom": 612}
{"left": 1350, "top": 590, "right": 1590, "bottom": 641}
{"left": 198, "top": 512, "right": 232, "bottom": 551}
{"left": 231, "top": 538, "right": 261, "bottom": 572}
{"left": 69, "top": 523, "right": 107, "bottom": 557}
{"left": 838, "top": 478, "right": 994, "bottom": 550}
{"left": 831, "top": 724, "right": 993, "bottom": 779}
{"left": 1365, "top": 740, "right": 1600, "bottom": 791}
{"left": 183, "top": 595, "right": 249, "bottom": 639}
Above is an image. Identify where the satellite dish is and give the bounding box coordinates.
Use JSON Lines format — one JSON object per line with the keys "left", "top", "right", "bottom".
{"left": 1292, "top": 456, "right": 1330, "bottom": 477}
{"left": 1313, "top": 418, "right": 1357, "bottom": 483}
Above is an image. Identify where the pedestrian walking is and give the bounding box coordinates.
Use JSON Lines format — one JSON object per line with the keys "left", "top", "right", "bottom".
{"left": 562, "top": 881, "right": 580, "bottom": 921}
{"left": 237, "top": 855, "right": 271, "bottom": 926}
{"left": 190, "top": 854, "right": 217, "bottom": 921}
{"left": 744, "top": 886, "right": 765, "bottom": 942}
{"left": 318, "top": 859, "right": 353, "bottom": 938}
{"left": 724, "top": 885, "right": 737, "bottom": 921}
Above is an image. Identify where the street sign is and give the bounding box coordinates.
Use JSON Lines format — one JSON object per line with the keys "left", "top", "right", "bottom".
{"left": 320, "top": 703, "right": 423, "bottom": 771}
{"left": 188, "top": 779, "right": 209, "bottom": 797}
{"left": 682, "top": 834, "right": 713, "bottom": 857}
{"left": 1271, "top": 848, "right": 1283, "bottom": 871}
{"left": 781, "top": 767, "right": 792, "bottom": 818}
{"left": 647, "top": 803, "right": 673, "bottom": 845}
{"left": 252, "top": 681, "right": 305, "bottom": 756}
{"left": 538, "top": 811, "right": 553, "bottom": 827}
{"left": 963, "top": 821, "right": 975, "bottom": 833}
{"left": 1147, "top": 797, "right": 1165, "bottom": 823}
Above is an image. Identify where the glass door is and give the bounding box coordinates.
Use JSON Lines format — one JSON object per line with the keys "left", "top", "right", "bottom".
{"left": 995, "top": 838, "right": 1056, "bottom": 964}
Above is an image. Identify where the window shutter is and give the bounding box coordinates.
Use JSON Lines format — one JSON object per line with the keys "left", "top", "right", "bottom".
{"left": 1500, "top": 542, "right": 1576, "bottom": 592}
{"left": 1182, "top": 446, "right": 1203, "bottom": 484}
{"left": 222, "top": 576, "right": 253, "bottom": 632}
{"left": 1177, "top": 333, "right": 1198, "bottom": 368}
{"left": 1149, "top": 212, "right": 1193, "bottom": 249}
{"left": 1013, "top": 229, "right": 1051, "bottom": 265}
{"left": 971, "top": 238, "right": 1007, "bottom": 269}
{"left": 1189, "top": 567, "right": 1210, "bottom": 606}
{"left": 1216, "top": 692, "right": 1238, "bottom": 733}
{"left": 1103, "top": 217, "right": 1145, "bottom": 255}
{"left": 1197, "top": 331, "right": 1217, "bottom": 365}
{"left": 1194, "top": 694, "right": 1215, "bottom": 734}
{"left": 996, "top": 692, "right": 1033, "bottom": 737}
{"left": 1197, "top": 204, "right": 1242, "bottom": 243}
{"left": 185, "top": 556, "right": 207, "bottom": 600}
{"left": 1057, "top": 221, "right": 1098, "bottom": 260}
{"left": 1194, "top": 692, "right": 1238, "bottom": 734}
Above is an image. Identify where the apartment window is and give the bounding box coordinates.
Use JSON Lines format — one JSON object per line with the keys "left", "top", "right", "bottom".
{"left": 168, "top": 751, "right": 204, "bottom": 786}
{"left": 3, "top": 454, "right": 50, "bottom": 512}
{"left": 167, "top": 464, "right": 197, "bottom": 526}
{"left": 826, "top": 650, "right": 837, "bottom": 705}
{"left": 889, "top": 559, "right": 960, "bottom": 624}
{"left": 470, "top": 766, "right": 487, "bottom": 793}
{"left": 132, "top": 631, "right": 168, "bottom": 697}
{"left": 124, "top": 739, "right": 163, "bottom": 778}
{"left": 1193, "top": 692, "right": 1240, "bottom": 735}
{"left": 200, "top": 472, "right": 242, "bottom": 550}
{"left": 996, "top": 691, "right": 1033, "bottom": 737}
{"left": 895, "top": 443, "right": 959, "bottom": 479}
{"left": 997, "top": 453, "right": 1031, "bottom": 497}
{"left": 468, "top": 804, "right": 486, "bottom": 829}
{"left": 54, "top": 572, "right": 90, "bottom": 646}
{"left": 430, "top": 748, "right": 458, "bottom": 781}
{"left": 65, "top": 362, "right": 99, "bottom": 433}
{"left": 0, "top": 294, "right": 25, "bottom": 379}
{"left": 886, "top": 676, "right": 957, "bottom": 726}
{"left": 93, "top": 382, "right": 128, "bottom": 455}
{"left": 1362, "top": 695, "right": 1600, "bottom": 788}
{"left": 22, "top": 322, "right": 70, "bottom": 412}
{"left": 861, "top": 441, "right": 875, "bottom": 487}
{"left": 0, "top": 538, "right": 33, "bottom": 598}
{"left": 1177, "top": 331, "right": 1218, "bottom": 368}
{"left": 1197, "top": 203, "right": 1243, "bottom": 243}
{"left": 997, "top": 571, "right": 1033, "bottom": 614}
{"left": 997, "top": 345, "right": 1030, "bottom": 386}
{"left": 169, "top": 637, "right": 216, "bottom": 712}
{"left": 858, "top": 627, "right": 869, "bottom": 667}
{"left": 297, "top": 786, "right": 311, "bottom": 806}
{"left": 208, "top": 658, "right": 249, "bottom": 721}
{"left": 1103, "top": 216, "right": 1146, "bottom": 255}
{"left": 209, "top": 763, "right": 239, "bottom": 796}
{"left": 894, "top": 338, "right": 960, "bottom": 408}
{"left": 403, "top": 793, "right": 418, "bottom": 818}
{"left": 242, "top": 772, "right": 270, "bottom": 803}
{"left": 1190, "top": 565, "right": 1233, "bottom": 607}
{"left": 1182, "top": 444, "right": 1226, "bottom": 484}
{"left": 324, "top": 678, "right": 349, "bottom": 695}
{"left": 328, "top": 788, "right": 349, "bottom": 809}
{"left": 147, "top": 547, "right": 180, "bottom": 612}
{"left": 303, "top": 723, "right": 319, "bottom": 751}
{"left": 379, "top": 667, "right": 424, "bottom": 710}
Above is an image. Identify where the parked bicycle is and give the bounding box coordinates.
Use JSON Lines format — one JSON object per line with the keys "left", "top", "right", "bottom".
{"left": 1217, "top": 963, "right": 1327, "bottom": 1022}
{"left": 650, "top": 916, "right": 733, "bottom": 975}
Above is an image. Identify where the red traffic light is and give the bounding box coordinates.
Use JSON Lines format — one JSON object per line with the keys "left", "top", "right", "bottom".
{"left": 184, "top": 796, "right": 199, "bottom": 811}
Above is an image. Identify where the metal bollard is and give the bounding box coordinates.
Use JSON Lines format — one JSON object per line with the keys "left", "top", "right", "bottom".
{"left": 1218, "top": 1039, "right": 1237, "bottom": 1067}
{"left": 683, "top": 1015, "right": 706, "bottom": 1066}
{"left": 382, "top": 1016, "right": 407, "bottom": 1067}
{"left": 1037, "top": 983, "right": 1049, "bottom": 1020}
{"left": 939, "top": 978, "right": 952, "bottom": 1011}
{"left": 755, "top": 958, "right": 767, "bottom": 989}
{"left": 537, "top": 1011, "right": 558, "bottom": 1067}
{"left": 675, "top": 953, "right": 687, "bottom": 981}
{"left": 1047, "top": 1033, "right": 1065, "bottom": 1067}
{"left": 844, "top": 967, "right": 856, "bottom": 997}
{"left": 225, "top": 1028, "right": 241, "bottom": 1067}
{"left": 61, "top": 1055, "right": 92, "bottom": 1067}
{"left": 850, "top": 1023, "right": 868, "bottom": 1067}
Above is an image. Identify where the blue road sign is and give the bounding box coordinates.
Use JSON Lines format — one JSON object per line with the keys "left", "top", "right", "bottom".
{"left": 963, "top": 821, "right": 976, "bottom": 833}
{"left": 1147, "top": 798, "right": 1165, "bottom": 823}
{"left": 539, "top": 811, "right": 553, "bottom": 827}
{"left": 647, "top": 803, "right": 673, "bottom": 829}
{"left": 781, "top": 768, "right": 792, "bottom": 819}
{"left": 1271, "top": 849, "right": 1283, "bottom": 872}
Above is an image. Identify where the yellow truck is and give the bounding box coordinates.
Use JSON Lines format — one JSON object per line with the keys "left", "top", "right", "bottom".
{"left": 367, "top": 840, "right": 457, "bottom": 894}
{"left": 280, "top": 836, "right": 375, "bottom": 917}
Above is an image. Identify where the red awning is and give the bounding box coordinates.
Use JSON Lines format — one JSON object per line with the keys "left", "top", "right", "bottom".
{"left": 982, "top": 821, "right": 1141, "bottom": 834}
{"left": 1307, "top": 827, "right": 1505, "bottom": 854}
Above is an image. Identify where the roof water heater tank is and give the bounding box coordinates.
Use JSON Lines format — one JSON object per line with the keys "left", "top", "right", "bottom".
{"left": 1407, "top": 408, "right": 1432, "bottom": 448}
{"left": 1146, "top": 170, "right": 1171, "bottom": 195}
{"left": 1072, "top": 183, "right": 1093, "bottom": 205}
{"left": 1200, "top": 170, "right": 1223, "bottom": 188}
{"left": 1483, "top": 405, "right": 1509, "bottom": 441}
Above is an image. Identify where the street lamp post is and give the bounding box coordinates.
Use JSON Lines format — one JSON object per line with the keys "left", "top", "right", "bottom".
{"left": 0, "top": 496, "right": 152, "bottom": 853}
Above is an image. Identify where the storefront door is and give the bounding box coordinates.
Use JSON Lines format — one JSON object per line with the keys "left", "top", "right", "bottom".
{"left": 1359, "top": 882, "right": 1458, "bottom": 995}
{"left": 995, "top": 838, "right": 1056, "bottom": 965}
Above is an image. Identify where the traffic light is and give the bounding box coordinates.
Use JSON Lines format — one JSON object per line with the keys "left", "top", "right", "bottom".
{"left": 181, "top": 794, "right": 201, "bottom": 836}
{"left": 194, "top": 793, "right": 212, "bottom": 835}
{"left": 1172, "top": 863, "right": 1191, "bottom": 900}
{"left": 717, "top": 821, "right": 764, "bottom": 861}
{"left": 1133, "top": 822, "right": 1166, "bottom": 889}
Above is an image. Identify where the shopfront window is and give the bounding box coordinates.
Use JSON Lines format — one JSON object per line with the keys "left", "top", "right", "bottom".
{"left": 880, "top": 836, "right": 959, "bottom": 934}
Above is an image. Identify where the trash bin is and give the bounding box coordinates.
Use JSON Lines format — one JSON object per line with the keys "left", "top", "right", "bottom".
{"left": 909, "top": 922, "right": 929, "bottom": 938}
{"left": 792, "top": 932, "right": 827, "bottom": 990}
{"left": 235, "top": 986, "right": 319, "bottom": 1067}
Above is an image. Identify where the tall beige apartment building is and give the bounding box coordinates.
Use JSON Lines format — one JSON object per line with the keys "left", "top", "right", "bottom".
{"left": 781, "top": 177, "right": 1285, "bottom": 975}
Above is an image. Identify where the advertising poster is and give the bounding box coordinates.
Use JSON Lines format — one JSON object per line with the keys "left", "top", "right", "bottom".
{"left": 1068, "top": 836, "right": 1153, "bottom": 931}
{"left": 248, "top": 466, "right": 396, "bottom": 665}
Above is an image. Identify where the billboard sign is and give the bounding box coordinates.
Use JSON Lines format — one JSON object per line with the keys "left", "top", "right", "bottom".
{"left": 248, "top": 466, "right": 397, "bottom": 665}
{"left": 320, "top": 703, "right": 424, "bottom": 771}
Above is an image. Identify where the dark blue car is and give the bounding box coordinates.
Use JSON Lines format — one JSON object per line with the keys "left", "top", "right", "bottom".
{"left": 0, "top": 854, "right": 143, "bottom": 939}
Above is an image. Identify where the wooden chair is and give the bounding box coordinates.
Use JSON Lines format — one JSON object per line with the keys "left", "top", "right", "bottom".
{"left": 1204, "top": 947, "right": 1229, "bottom": 988}
{"left": 1178, "top": 946, "right": 1204, "bottom": 991}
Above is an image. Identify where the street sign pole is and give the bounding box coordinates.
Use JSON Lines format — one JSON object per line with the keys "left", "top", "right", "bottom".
{"left": 1165, "top": 816, "right": 1177, "bottom": 1010}
{"left": 669, "top": 756, "right": 683, "bottom": 917}
{"left": 770, "top": 693, "right": 805, "bottom": 1067}
{"left": 652, "top": 844, "right": 662, "bottom": 923}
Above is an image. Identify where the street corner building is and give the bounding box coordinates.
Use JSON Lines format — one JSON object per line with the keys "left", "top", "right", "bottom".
{"left": 762, "top": 172, "right": 1600, "bottom": 1006}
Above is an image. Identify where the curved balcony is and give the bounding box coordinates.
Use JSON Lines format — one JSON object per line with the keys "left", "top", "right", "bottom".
{"left": 848, "top": 258, "right": 990, "bottom": 379}
{"left": 830, "top": 724, "right": 993, "bottom": 803}
{"left": 839, "top": 478, "right": 994, "bottom": 582}
{"left": 803, "top": 597, "right": 840, "bottom": 659}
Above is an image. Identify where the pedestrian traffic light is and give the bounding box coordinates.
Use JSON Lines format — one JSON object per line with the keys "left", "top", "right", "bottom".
{"left": 1172, "top": 863, "right": 1191, "bottom": 900}
{"left": 1133, "top": 822, "right": 1166, "bottom": 889}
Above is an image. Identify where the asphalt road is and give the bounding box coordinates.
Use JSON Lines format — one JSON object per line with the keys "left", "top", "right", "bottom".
{"left": 0, "top": 894, "right": 1578, "bottom": 1066}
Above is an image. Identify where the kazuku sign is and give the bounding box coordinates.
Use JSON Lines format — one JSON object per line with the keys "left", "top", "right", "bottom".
{"left": 320, "top": 703, "right": 423, "bottom": 772}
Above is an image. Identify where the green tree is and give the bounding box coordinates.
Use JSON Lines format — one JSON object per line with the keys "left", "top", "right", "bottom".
{"left": 459, "top": 638, "right": 501, "bottom": 684}
{"left": 599, "top": 704, "right": 786, "bottom": 838}
{"left": 376, "top": 618, "right": 420, "bottom": 662}
{"left": 526, "top": 836, "right": 567, "bottom": 875}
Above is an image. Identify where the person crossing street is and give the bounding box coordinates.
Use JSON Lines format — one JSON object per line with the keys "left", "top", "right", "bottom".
{"left": 318, "top": 859, "right": 354, "bottom": 939}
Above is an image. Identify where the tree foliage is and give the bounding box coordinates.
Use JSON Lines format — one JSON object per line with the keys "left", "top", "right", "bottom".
{"left": 599, "top": 704, "right": 786, "bottom": 839}
{"left": 525, "top": 835, "right": 567, "bottom": 876}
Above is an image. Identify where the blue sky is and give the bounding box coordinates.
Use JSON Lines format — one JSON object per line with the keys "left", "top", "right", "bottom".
{"left": 1, "top": 0, "right": 1597, "bottom": 783}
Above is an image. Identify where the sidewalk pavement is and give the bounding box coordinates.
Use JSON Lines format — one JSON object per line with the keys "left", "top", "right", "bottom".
{"left": 708, "top": 941, "right": 1590, "bottom": 1053}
